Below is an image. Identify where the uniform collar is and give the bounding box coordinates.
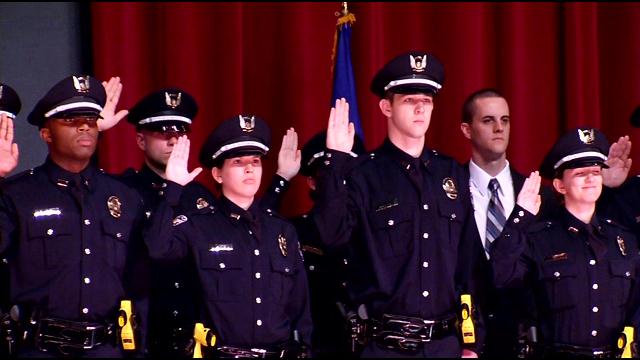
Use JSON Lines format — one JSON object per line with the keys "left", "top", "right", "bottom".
{"left": 44, "top": 156, "right": 97, "bottom": 193}
{"left": 380, "top": 137, "right": 433, "bottom": 171}
{"left": 139, "top": 164, "right": 167, "bottom": 189}
{"left": 218, "top": 195, "right": 260, "bottom": 224}
{"left": 561, "top": 207, "right": 602, "bottom": 236}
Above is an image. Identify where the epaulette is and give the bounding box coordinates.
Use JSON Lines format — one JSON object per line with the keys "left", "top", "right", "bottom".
{"left": 264, "top": 207, "right": 287, "bottom": 220}
{"left": 190, "top": 197, "right": 216, "bottom": 214}
{"left": 2, "top": 167, "right": 38, "bottom": 185}
{"left": 601, "top": 217, "right": 632, "bottom": 232}
{"left": 526, "top": 220, "right": 555, "bottom": 234}
{"left": 120, "top": 167, "right": 138, "bottom": 178}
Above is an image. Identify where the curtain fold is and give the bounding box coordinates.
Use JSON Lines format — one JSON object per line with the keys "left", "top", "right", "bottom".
{"left": 91, "top": 2, "right": 640, "bottom": 216}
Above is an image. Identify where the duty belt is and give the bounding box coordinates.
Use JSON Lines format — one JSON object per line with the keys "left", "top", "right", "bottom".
{"left": 371, "top": 313, "right": 458, "bottom": 351}
{"left": 34, "top": 317, "right": 116, "bottom": 353}
{"left": 548, "top": 343, "right": 618, "bottom": 359}
{"left": 215, "top": 345, "right": 284, "bottom": 358}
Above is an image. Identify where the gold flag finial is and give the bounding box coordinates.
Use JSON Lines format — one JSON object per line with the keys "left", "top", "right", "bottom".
{"left": 341, "top": 2, "right": 349, "bottom": 16}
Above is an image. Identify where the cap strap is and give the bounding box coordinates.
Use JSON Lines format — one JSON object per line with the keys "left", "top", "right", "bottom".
{"left": 211, "top": 141, "right": 269, "bottom": 160}
{"left": 384, "top": 78, "right": 442, "bottom": 92}
{"left": 138, "top": 115, "right": 192, "bottom": 125}
{"left": 553, "top": 151, "right": 608, "bottom": 170}
{"left": 0, "top": 110, "right": 16, "bottom": 119}
{"left": 44, "top": 102, "right": 103, "bottom": 118}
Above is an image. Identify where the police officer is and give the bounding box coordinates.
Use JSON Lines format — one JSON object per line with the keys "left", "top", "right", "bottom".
{"left": 287, "top": 131, "right": 365, "bottom": 357}
{"left": 315, "top": 51, "right": 483, "bottom": 357}
{"left": 0, "top": 82, "right": 21, "bottom": 357}
{"left": 121, "top": 88, "right": 214, "bottom": 357}
{"left": 0, "top": 75, "right": 147, "bottom": 357}
{"left": 144, "top": 115, "right": 313, "bottom": 357}
{"left": 490, "top": 127, "right": 640, "bottom": 358}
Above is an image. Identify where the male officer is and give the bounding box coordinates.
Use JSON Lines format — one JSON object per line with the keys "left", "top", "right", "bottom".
{"left": 121, "top": 88, "right": 214, "bottom": 358}
{"left": 288, "top": 131, "right": 366, "bottom": 357}
{"left": 314, "top": 51, "right": 482, "bottom": 357}
{"left": 490, "top": 127, "right": 640, "bottom": 358}
{"left": 144, "top": 115, "right": 313, "bottom": 357}
{"left": 0, "top": 75, "right": 146, "bottom": 357}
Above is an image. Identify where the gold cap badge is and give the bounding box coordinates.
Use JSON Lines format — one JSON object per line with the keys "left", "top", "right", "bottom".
{"left": 239, "top": 115, "right": 255, "bottom": 133}
{"left": 578, "top": 129, "right": 595, "bottom": 144}
{"left": 72, "top": 76, "right": 91, "bottom": 94}
{"left": 409, "top": 54, "right": 427, "bottom": 73}
{"left": 165, "top": 91, "right": 182, "bottom": 109}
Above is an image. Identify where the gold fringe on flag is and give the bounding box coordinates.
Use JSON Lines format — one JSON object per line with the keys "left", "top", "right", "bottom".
{"left": 330, "top": 2, "right": 356, "bottom": 78}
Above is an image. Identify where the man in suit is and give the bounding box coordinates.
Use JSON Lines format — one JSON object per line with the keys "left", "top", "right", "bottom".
{"left": 459, "top": 88, "right": 550, "bottom": 358}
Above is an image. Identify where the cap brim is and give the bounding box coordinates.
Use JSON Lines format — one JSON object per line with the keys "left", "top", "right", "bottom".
{"left": 560, "top": 158, "right": 609, "bottom": 171}
{"left": 388, "top": 84, "right": 438, "bottom": 96}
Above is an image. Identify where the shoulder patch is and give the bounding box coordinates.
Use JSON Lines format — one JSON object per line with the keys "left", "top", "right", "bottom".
{"left": 172, "top": 214, "right": 188, "bottom": 226}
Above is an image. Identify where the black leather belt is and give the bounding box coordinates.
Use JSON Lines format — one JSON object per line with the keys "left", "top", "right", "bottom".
{"left": 35, "top": 317, "right": 116, "bottom": 353}
{"left": 549, "top": 343, "right": 618, "bottom": 359}
{"left": 215, "top": 345, "right": 284, "bottom": 358}
{"left": 371, "top": 313, "right": 458, "bottom": 351}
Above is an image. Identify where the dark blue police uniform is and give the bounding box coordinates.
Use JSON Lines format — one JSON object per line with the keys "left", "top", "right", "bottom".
{"left": 490, "top": 127, "right": 640, "bottom": 358}
{"left": 314, "top": 52, "right": 483, "bottom": 357}
{"left": 122, "top": 88, "right": 214, "bottom": 358}
{"left": 0, "top": 75, "right": 147, "bottom": 357}
{"left": 145, "top": 114, "right": 313, "bottom": 357}
{"left": 287, "top": 131, "right": 366, "bottom": 357}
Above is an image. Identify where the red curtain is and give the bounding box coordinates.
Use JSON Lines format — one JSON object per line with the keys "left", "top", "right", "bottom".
{"left": 91, "top": 2, "right": 640, "bottom": 217}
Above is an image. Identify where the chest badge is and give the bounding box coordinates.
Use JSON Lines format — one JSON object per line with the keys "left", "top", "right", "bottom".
{"left": 196, "top": 198, "right": 210, "bottom": 210}
{"left": 442, "top": 177, "right": 458, "bottom": 200}
{"left": 278, "top": 234, "right": 288, "bottom": 257}
{"left": 107, "top": 196, "right": 122, "bottom": 218}
{"left": 617, "top": 235, "right": 628, "bottom": 256}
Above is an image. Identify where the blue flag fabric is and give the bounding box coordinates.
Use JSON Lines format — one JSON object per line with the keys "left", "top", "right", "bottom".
{"left": 332, "top": 17, "right": 364, "bottom": 139}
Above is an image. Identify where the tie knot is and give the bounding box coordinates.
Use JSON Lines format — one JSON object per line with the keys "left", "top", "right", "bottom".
{"left": 488, "top": 178, "right": 500, "bottom": 193}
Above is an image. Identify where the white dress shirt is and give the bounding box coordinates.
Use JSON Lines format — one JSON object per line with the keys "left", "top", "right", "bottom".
{"left": 469, "top": 159, "right": 516, "bottom": 258}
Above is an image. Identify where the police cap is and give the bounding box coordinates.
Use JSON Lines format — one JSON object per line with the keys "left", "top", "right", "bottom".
{"left": 300, "top": 131, "right": 366, "bottom": 177}
{"left": 128, "top": 88, "right": 198, "bottom": 133}
{"left": 0, "top": 83, "right": 21, "bottom": 119}
{"left": 370, "top": 51, "right": 445, "bottom": 98}
{"left": 540, "top": 127, "right": 610, "bottom": 179}
{"left": 199, "top": 114, "right": 271, "bottom": 168}
{"left": 28, "top": 75, "right": 106, "bottom": 127}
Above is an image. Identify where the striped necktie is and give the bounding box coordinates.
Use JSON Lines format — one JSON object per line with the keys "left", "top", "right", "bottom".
{"left": 485, "top": 178, "right": 506, "bottom": 253}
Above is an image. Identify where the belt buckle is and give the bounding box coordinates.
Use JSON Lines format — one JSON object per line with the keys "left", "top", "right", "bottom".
{"left": 250, "top": 348, "right": 268, "bottom": 358}
{"left": 381, "top": 334, "right": 421, "bottom": 351}
{"left": 421, "top": 319, "right": 435, "bottom": 342}
{"left": 83, "top": 325, "right": 98, "bottom": 350}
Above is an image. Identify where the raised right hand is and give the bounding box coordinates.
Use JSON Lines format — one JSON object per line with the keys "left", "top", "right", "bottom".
{"left": 0, "top": 114, "right": 19, "bottom": 177}
{"left": 326, "top": 98, "right": 355, "bottom": 153}
{"left": 166, "top": 135, "right": 202, "bottom": 186}
{"left": 516, "top": 171, "right": 542, "bottom": 216}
